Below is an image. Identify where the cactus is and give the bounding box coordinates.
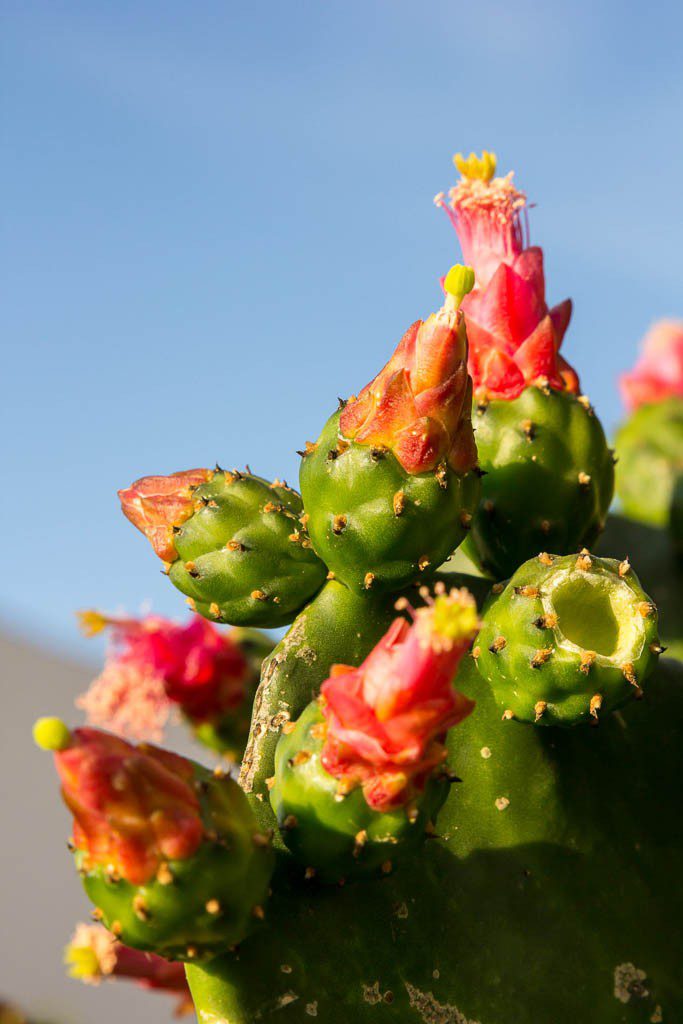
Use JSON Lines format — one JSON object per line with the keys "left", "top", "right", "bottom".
{"left": 119, "top": 469, "right": 327, "bottom": 627}
{"left": 436, "top": 152, "right": 614, "bottom": 579}
{"left": 33, "top": 719, "right": 273, "bottom": 961}
{"left": 64, "top": 922, "right": 193, "bottom": 1014}
{"left": 33, "top": 147, "right": 683, "bottom": 1024}
{"left": 475, "top": 551, "right": 661, "bottom": 725}
{"left": 269, "top": 587, "right": 478, "bottom": 882}
{"left": 77, "top": 610, "right": 273, "bottom": 759}
{"left": 615, "top": 320, "right": 683, "bottom": 530}
{"left": 299, "top": 269, "right": 480, "bottom": 593}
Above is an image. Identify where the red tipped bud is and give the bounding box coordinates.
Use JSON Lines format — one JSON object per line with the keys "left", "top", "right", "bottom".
{"left": 319, "top": 589, "right": 478, "bottom": 811}
{"left": 118, "top": 469, "right": 213, "bottom": 561}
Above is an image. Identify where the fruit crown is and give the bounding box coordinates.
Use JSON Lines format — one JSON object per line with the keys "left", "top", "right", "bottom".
{"left": 339, "top": 266, "right": 478, "bottom": 474}
{"left": 76, "top": 612, "right": 248, "bottom": 741}
{"left": 318, "top": 586, "right": 478, "bottom": 811}
{"left": 435, "top": 149, "right": 578, "bottom": 400}
{"left": 35, "top": 721, "right": 204, "bottom": 885}
{"left": 620, "top": 319, "right": 683, "bottom": 410}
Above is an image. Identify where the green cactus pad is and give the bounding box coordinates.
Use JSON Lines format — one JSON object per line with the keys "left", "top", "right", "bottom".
{"left": 615, "top": 397, "right": 683, "bottom": 529}
{"left": 77, "top": 765, "right": 274, "bottom": 962}
{"left": 464, "top": 387, "right": 614, "bottom": 579}
{"left": 299, "top": 410, "right": 479, "bottom": 594}
{"left": 167, "top": 472, "right": 327, "bottom": 628}
{"left": 269, "top": 701, "right": 448, "bottom": 883}
{"left": 476, "top": 551, "right": 660, "bottom": 726}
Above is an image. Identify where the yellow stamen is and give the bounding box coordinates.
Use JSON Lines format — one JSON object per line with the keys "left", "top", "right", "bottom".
{"left": 443, "top": 264, "right": 476, "bottom": 309}
{"left": 453, "top": 150, "right": 497, "bottom": 182}
{"left": 76, "top": 610, "right": 109, "bottom": 637}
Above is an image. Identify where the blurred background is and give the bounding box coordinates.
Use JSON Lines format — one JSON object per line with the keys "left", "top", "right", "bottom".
{"left": 1, "top": 1, "right": 682, "bottom": 1020}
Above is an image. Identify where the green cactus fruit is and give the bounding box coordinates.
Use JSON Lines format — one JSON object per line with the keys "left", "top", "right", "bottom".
{"left": 269, "top": 701, "right": 449, "bottom": 883}
{"left": 463, "top": 387, "right": 615, "bottom": 579}
{"left": 614, "top": 397, "right": 683, "bottom": 529}
{"left": 166, "top": 471, "right": 327, "bottom": 628}
{"left": 300, "top": 410, "right": 479, "bottom": 593}
{"left": 476, "top": 551, "right": 661, "bottom": 725}
{"left": 34, "top": 722, "right": 274, "bottom": 962}
{"left": 186, "top": 653, "right": 683, "bottom": 1023}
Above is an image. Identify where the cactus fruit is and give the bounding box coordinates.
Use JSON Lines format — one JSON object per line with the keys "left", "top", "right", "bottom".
{"left": 269, "top": 587, "right": 477, "bottom": 881}
{"left": 475, "top": 551, "right": 661, "bottom": 725}
{"left": 34, "top": 720, "right": 274, "bottom": 961}
{"left": 65, "top": 923, "right": 193, "bottom": 1014}
{"left": 298, "top": 268, "right": 480, "bottom": 593}
{"left": 436, "top": 152, "right": 614, "bottom": 578}
{"left": 120, "top": 469, "right": 327, "bottom": 627}
{"left": 469, "top": 387, "right": 615, "bottom": 578}
{"left": 77, "top": 611, "right": 273, "bottom": 759}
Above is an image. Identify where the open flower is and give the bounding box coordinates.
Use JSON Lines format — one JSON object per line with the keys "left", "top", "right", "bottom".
{"left": 35, "top": 720, "right": 203, "bottom": 885}
{"left": 319, "top": 587, "right": 478, "bottom": 811}
{"left": 76, "top": 612, "right": 251, "bottom": 741}
{"left": 339, "top": 266, "right": 478, "bottom": 474}
{"left": 435, "top": 151, "right": 578, "bottom": 400}
{"left": 65, "top": 923, "right": 193, "bottom": 1016}
{"left": 620, "top": 320, "right": 683, "bottom": 410}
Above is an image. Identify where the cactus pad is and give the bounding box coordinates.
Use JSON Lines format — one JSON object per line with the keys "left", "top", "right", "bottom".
{"left": 615, "top": 397, "right": 683, "bottom": 529}
{"left": 476, "top": 551, "right": 661, "bottom": 725}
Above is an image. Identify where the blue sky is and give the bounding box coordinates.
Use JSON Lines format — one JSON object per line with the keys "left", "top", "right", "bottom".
{"left": 2, "top": 0, "right": 682, "bottom": 659}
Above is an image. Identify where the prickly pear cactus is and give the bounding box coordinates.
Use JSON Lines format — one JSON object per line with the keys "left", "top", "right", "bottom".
{"left": 34, "top": 150, "right": 683, "bottom": 1024}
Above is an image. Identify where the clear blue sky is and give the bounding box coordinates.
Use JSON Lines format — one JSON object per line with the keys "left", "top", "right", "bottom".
{"left": 2, "top": 0, "right": 682, "bottom": 659}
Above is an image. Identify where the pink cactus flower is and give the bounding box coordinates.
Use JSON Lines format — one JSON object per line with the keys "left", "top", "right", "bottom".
{"left": 65, "top": 923, "right": 193, "bottom": 1016}
{"left": 318, "top": 586, "right": 478, "bottom": 811}
{"left": 42, "top": 722, "right": 204, "bottom": 884}
{"left": 435, "top": 151, "right": 579, "bottom": 401}
{"left": 77, "top": 612, "right": 249, "bottom": 742}
{"left": 340, "top": 267, "right": 478, "bottom": 474}
{"left": 620, "top": 320, "right": 683, "bottom": 411}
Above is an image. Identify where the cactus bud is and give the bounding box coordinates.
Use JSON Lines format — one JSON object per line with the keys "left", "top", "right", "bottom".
{"left": 36, "top": 725, "right": 273, "bottom": 959}
{"left": 269, "top": 589, "right": 478, "bottom": 881}
{"left": 119, "top": 469, "right": 213, "bottom": 561}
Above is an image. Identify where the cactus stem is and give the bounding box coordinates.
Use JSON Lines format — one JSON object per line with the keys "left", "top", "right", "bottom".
{"left": 589, "top": 694, "right": 603, "bottom": 719}
{"left": 489, "top": 636, "right": 507, "bottom": 653}
{"left": 618, "top": 557, "right": 631, "bottom": 577}
{"left": 538, "top": 552, "right": 554, "bottom": 566}
{"left": 393, "top": 490, "right": 406, "bottom": 516}
{"left": 534, "top": 700, "right": 547, "bottom": 721}
{"left": 531, "top": 648, "right": 553, "bottom": 668}
{"left": 332, "top": 514, "right": 347, "bottom": 535}
{"left": 363, "top": 572, "right": 376, "bottom": 590}
{"left": 576, "top": 549, "right": 592, "bottom": 571}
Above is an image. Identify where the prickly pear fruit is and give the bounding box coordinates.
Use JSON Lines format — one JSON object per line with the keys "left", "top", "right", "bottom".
{"left": 299, "top": 271, "right": 480, "bottom": 593}
{"left": 615, "top": 397, "right": 683, "bottom": 528}
{"left": 34, "top": 720, "right": 274, "bottom": 961}
{"left": 269, "top": 587, "right": 477, "bottom": 881}
{"left": 468, "top": 387, "right": 614, "bottom": 578}
{"left": 475, "top": 551, "right": 661, "bottom": 725}
{"left": 119, "top": 469, "right": 327, "bottom": 628}
{"left": 65, "top": 923, "right": 193, "bottom": 1015}
{"left": 77, "top": 611, "right": 273, "bottom": 760}
{"left": 436, "top": 152, "right": 613, "bottom": 578}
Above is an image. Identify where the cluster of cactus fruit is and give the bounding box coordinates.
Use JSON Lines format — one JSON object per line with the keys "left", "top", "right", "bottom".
{"left": 33, "top": 150, "right": 683, "bottom": 1022}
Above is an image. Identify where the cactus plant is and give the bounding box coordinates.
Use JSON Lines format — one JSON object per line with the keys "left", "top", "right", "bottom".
{"left": 31, "top": 150, "right": 683, "bottom": 1024}
{"left": 615, "top": 320, "right": 683, "bottom": 530}
{"left": 435, "top": 152, "right": 614, "bottom": 579}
